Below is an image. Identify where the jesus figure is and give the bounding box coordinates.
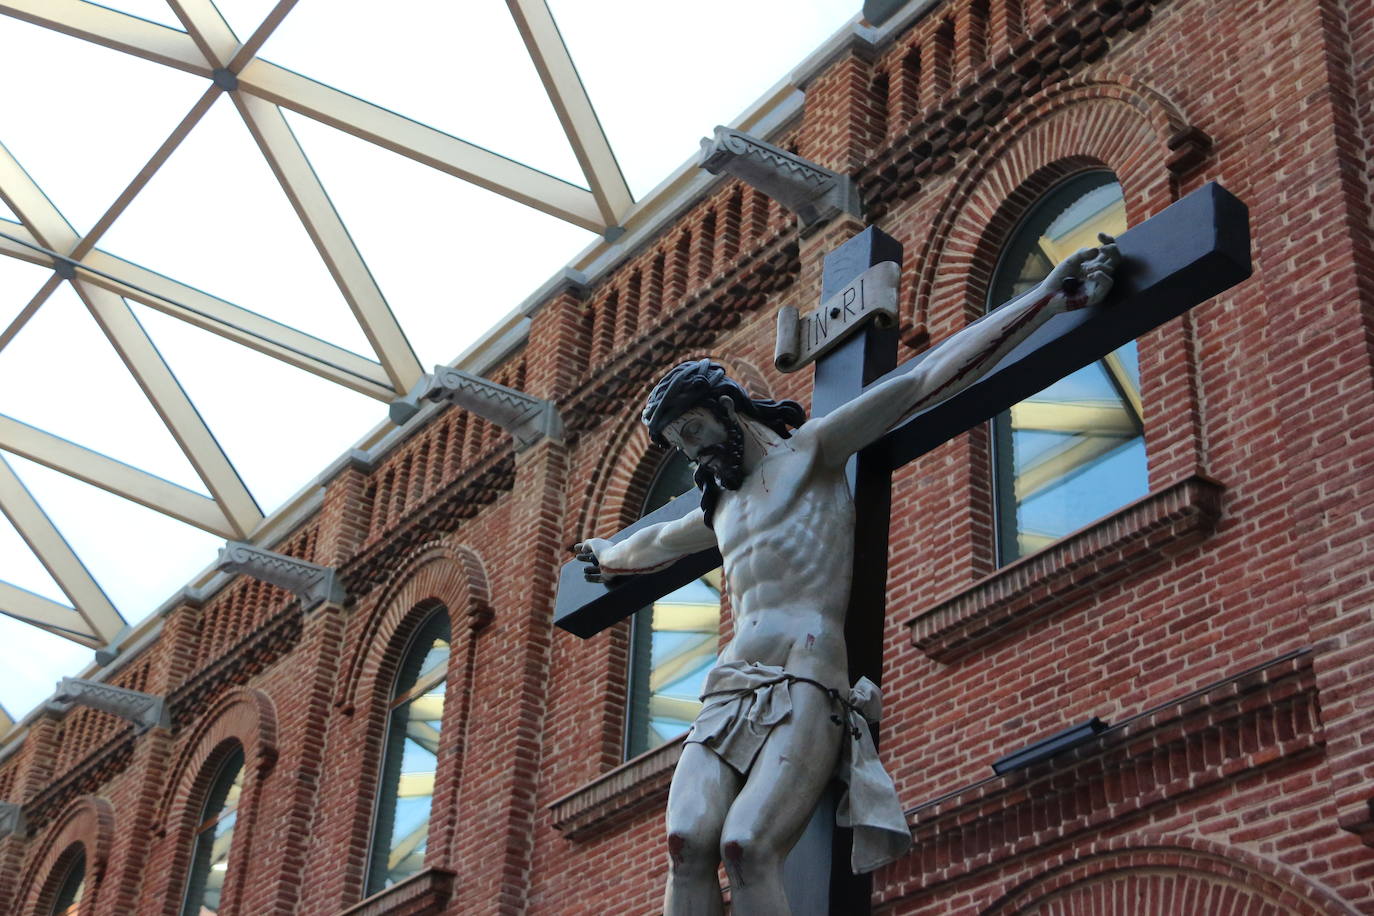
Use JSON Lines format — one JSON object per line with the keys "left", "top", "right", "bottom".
{"left": 576, "top": 234, "right": 1120, "bottom": 915}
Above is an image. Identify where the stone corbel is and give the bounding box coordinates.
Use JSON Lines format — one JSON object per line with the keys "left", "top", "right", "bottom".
{"left": 0, "top": 802, "right": 23, "bottom": 839}
{"left": 216, "top": 542, "right": 347, "bottom": 611}
{"left": 699, "top": 126, "right": 861, "bottom": 230}
{"left": 390, "top": 366, "right": 563, "bottom": 451}
{"left": 51, "top": 677, "right": 169, "bottom": 732}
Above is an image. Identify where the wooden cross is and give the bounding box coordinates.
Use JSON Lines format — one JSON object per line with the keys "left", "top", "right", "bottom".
{"left": 554, "top": 181, "right": 1250, "bottom": 912}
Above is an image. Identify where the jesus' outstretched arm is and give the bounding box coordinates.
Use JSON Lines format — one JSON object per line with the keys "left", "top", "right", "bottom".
{"left": 575, "top": 507, "right": 715, "bottom": 582}
{"left": 809, "top": 233, "right": 1120, "bottom": 467}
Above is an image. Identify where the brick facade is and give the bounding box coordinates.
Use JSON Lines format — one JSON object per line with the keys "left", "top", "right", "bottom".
{"left": 3, "top": 0, "right": 1374, "bottom": 912}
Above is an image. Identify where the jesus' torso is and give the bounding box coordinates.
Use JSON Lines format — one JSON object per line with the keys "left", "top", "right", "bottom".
{"left": 707, "top": 425, "right": 853, "bottom": 690}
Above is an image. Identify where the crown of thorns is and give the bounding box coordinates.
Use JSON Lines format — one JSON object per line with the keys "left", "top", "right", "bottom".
{"left": 641, "top": 358, "right": 805, "bottom": 445}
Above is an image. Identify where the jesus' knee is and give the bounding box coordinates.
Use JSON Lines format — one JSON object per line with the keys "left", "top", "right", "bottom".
{"left": 719, "top": 831, "right": 785, "bottom": 887}
{"left": 666, "top": 830, "right": 719, "bottom": 881}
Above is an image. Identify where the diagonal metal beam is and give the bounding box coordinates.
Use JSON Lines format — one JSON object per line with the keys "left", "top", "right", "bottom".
{"left": 73, "top": 280, "right": 263, "bottom": 538}
{"left": 0, "top": 141, "right": 80, "bottom": 253}
{"left": 165, "top": 0, "right": 238, "bottom": 70}
{"left": 75, "top": 85, "right": 222, "bottom": 260}
{"left": 227, "top": 0, "right": 300, "bottom": 73}
{"left": 0, "top": 453, "right": 122, "bottom": 646}
{"left": 0, "top": 0, "right": 211, "bottom": 78}
{"left": 0, "top": 414, "right": 236, "bottom": 537}
{"left": 235, "top": 60, "right": 606, "bottom": 231}
{"left": 79, "top": 250, "right": 397, "bottom": 399}
{"left": 0, "top": 274, "right": 60, "bottom": 352}
{"left": 0, "top": 581, "right": 100, "bottom": 646}
{"left": 231, "top": 90, "right": 424, "bottom": 392}
{"left": 0, "top": 220, "right": 397, "bottom": 398}
{"left": 506, "top": 0, "right": 632, "bottom": 226}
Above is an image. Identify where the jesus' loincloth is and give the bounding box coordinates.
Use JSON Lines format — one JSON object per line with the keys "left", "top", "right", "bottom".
{"left": 683, "top": 660, "right": 912, "bottom": 873}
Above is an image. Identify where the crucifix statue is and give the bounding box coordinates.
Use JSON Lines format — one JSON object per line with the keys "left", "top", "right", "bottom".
{"left": 557, "top": 182, "right": 1250, "bottom": 915}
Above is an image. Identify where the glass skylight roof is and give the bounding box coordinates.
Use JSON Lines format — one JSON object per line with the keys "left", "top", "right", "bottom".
{"left": 0, "top": 0, "right": 859, "bottom": 724}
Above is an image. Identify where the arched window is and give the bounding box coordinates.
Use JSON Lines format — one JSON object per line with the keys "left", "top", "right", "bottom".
{"left": 48, "top": 848, "right": 85, "bottom": 916}
{"left": 625, "top": 453, "right": 723, "bottom": 758}
{"left": 366, "top": 610, "right": 450, "bottom": 896}
{"left": 180, "top": 746, "right": 245, "bottom": 916}
{"left": 988, "top": 171, "right": 1145, "bottom": 563}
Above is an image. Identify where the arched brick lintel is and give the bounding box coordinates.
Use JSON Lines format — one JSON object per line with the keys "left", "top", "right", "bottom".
{"left": 337, "top": 539, "right": 493, "bottom": 714}
{"left": 575, "top": 354, "right": 776, "bottom": 541}
{"left": 570, "top": 354, "right": 771, "bottom": 769}
{"left": 158, "top": 687, "right": 278, "bottom": 831}
{"left": 18, "top": 795, "right": 114, "bottom": 916}
{"left": 980, "top": 833, "right": 1358, "bottom": 916}
{"left": 911, "top": 74, "right": 1195, "bottom": 334}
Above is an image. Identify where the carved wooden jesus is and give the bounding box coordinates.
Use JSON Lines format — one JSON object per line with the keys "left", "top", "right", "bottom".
{"left": 576, "top": 236, "right": 1121, "bottom": 915}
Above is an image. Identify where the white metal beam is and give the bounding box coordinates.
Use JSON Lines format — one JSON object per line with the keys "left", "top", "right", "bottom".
{"left": 80, "top": 250, "right": 398, "bottom": 399}
{"left": 232, "top": 90, "right": 424, "bottom": 392}
{"left": 0, "top": 275, "right": 57, "bottom": 354}
{"left": 73, "top": 281, "right": 263, "bottom": 538}
{"left": 76, "top": 86, "right": 222, "bottom": 260}
{"left": 0, "top": 415, "right": 236, "bottom": 537}
{"left": 506, "top": 0, "right": 633, "bottom": 226}
{"left": 227, "top": 0, "right": 299, "bottom": 73}
{"left": 0, "top": 141, "right": 80, "bottom": 253}
{"left": 0, "top": 0, "right": 211, "bottom": 78}
{"left": 165, "top": 0, "right": 238, "bottom": 70}
{"left": 235, "top": 60, "right": 607, "bottom": 231}
{"left": 0, "top": 581, "right": 102, "bottom": 647}
{"left": 0, "top": 454, "right": 122, "bottom": 647}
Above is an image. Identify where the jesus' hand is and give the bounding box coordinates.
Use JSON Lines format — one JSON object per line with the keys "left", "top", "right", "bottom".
{"left": 1045, "top": 232, "right": 1120, "bottom": 311}
{"left": 574, "top": 538, "right": 616, "bottom": 583}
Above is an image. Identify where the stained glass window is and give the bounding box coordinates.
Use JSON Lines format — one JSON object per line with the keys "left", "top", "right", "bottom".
{"left": 624, "top": 453, "right": 722, "bottom": 759}
{"left": 988, "top": 171, "right": 1145, "bottom": 563}
{"left": 366, "top": 611, "right": 449, "bottom": 895}
{"left": 180, "top": 746, "right": 245, "bottom": 916}
{"left": 49, "top": 849, "right": 85, "bottom": 916}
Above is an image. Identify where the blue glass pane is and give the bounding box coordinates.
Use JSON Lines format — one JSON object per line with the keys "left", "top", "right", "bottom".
{"left": 989, "top": 172, "right": 1144, "bottom": 564}
{"left": 368, "top": 615, "right": 447, "bottom": 896}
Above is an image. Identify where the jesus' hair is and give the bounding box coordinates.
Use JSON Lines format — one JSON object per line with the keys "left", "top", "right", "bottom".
{"left": 641, "top": 359, "right": 807, "bottom": 526}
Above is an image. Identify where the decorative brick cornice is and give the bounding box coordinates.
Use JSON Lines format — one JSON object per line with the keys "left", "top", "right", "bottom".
{"left": 907, "top": 475, "right": 1223, "bottom": 661}
{"left": 549, "top": 737, "right": 682, "bottom": 840}
{"left": 859, "top": 0, "right": 1185, "bottom": 221}
{"left": 168, "top": 605, "right": 303, "bottom": 729}
{"left": 563, "top": 232, "right": 801, "bottom": 439}
{"left": 340, "top": 867, "right": 455, "bottom": 916}
{"left": 342, "top": 448, "right": 516, "bottom": 598}
{"left": 890, "top": 650, "right": 1319, "bottom": 897}
{"left": 23, "top": 731, "right": 134, "bottom": 833}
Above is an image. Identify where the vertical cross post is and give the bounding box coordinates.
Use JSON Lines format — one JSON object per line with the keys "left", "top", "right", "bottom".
{"left": 804, "top": 226, "right": 902, "bottom": 915}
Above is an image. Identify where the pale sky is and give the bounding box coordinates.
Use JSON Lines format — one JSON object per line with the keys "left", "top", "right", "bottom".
{"left": 0, "top": 0, "right": 862, "bottom": 722}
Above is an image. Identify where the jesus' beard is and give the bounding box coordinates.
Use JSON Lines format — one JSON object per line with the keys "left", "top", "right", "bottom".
{"left": 693, "top": 414, "right": 747, "bottom": 492}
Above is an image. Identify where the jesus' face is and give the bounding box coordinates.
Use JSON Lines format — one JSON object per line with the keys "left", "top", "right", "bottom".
{"left": 663, "top": 404, "right": 746, "bottom": 491}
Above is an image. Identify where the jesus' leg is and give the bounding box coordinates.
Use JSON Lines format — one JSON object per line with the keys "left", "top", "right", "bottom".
{"left": 718, "top": 683, "right": 844, "bottom": 915}
{"left": 664, "top": 742, "right": 744, "bottom": 915}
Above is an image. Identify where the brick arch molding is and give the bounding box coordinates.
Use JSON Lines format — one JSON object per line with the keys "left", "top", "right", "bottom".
{"left": 980, "top": 834, "right": 1358, "bottom": 915}
{"left": 18, "top": 795, "right": 114, "bottom": 916}
{"left": 158, "top": 687, "right": 278, "bottom": 829}
{"left": 575, "top": 353, "right": 777, "bottom": 541}
{"left": 909, "top": 74, "right": 1197, "bottom": 336}
{"left": 336, "top": 538, "right": 492, "bottom": 715}
{"left": 155, "top": 687, "right": 277, "bottom": 916}
{"left": 571, "top": 354, "right": 770, "bottom": 768}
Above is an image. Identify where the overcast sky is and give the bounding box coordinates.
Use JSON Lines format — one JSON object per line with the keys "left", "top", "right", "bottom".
{"left": 0, "top": 0, "right": 861, "bottom": 722}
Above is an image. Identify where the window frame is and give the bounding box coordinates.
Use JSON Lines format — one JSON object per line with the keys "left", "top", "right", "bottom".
{"left": 178, "top": 743, "right": 246, "bottom": 916}
{"left": 622, "top": 451, "right": 723, "bottom": 761}
{"left": 985, "top": 168, "right": 1146, "bottom": 565}
{"left": 363, "top": 608, "right": 451, "bottom": 898}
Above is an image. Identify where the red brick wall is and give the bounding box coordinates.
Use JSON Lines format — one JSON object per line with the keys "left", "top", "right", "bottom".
{"left": 3, "top": 0, "right": 1373, "bottom": 912}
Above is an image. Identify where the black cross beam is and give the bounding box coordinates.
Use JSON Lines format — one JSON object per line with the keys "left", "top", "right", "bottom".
{"left": 555, "top": 181, "right": 1250, "bottom": 636}
{"left": 552, "top": 180, "right": 1250, "bottom": 911}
